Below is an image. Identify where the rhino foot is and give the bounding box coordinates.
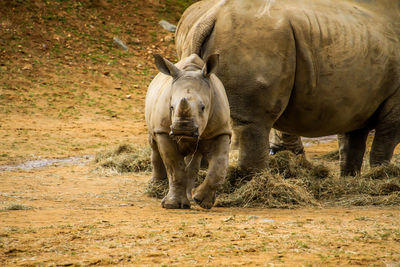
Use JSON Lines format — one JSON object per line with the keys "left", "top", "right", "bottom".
{"left": 192, "top": 185, "right": 216, "bottom": 209}
{"left": 161, "top": 193, "right": 191, "bottom": 209}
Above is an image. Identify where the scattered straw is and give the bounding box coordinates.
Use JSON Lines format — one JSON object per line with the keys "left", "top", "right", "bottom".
{"left": 317, "top": 150, "right": 340, "bottom": 161}
{"left": 95, "top": 143, "right": 151, "bottom": 173}
{"left": 98, "top": 143, "right": 400, "bottom": 208}
{"left": 217, "top": 171, "right": 319, "bottom": 208}
{"left": 145, "top": 179, "right": 169, "bottom": 199}
{"left": 361, "top": 164, "right": 400, "bottom": 180}
{"left": 268, "top": 151, "right": 330, "bottom": 179}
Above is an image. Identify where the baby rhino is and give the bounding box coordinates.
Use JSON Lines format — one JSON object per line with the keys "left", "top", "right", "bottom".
{"left": 145, "top": 53, "right": 231, "bottom": 209}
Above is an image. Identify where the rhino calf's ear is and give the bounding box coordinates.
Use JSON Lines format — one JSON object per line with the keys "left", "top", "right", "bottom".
{"left": 153, "top": 54, "right": 181, "bottom": 79}
{"left": 202, "top": 54, "right": 219, "bottom": 77}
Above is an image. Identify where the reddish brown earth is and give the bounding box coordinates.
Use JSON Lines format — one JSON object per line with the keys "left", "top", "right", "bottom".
{"left": 1, "top": 1, "right": 400, "bottom": 266}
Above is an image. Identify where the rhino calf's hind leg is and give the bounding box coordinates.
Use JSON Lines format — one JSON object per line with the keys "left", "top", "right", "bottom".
{"left": 149, "top": 136, "right": 167, "bottom": 183}
{"left": 155, "top": 134, "right": 191, "bottom": 209}
{"left": 192, "top": 135, "right": 230, "bottom": 209}
{"left": 338, "top": 128, "right": 369, "bottom": 176}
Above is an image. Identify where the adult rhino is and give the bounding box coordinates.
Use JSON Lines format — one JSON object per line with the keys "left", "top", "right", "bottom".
{"left": 176, "top": 0, "right": 400, "bottom": 176}
{"left": 145, "top": 54, "right": 231, "bottom": 209}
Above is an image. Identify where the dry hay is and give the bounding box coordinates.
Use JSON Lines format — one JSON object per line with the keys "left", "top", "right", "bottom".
{"left": 317, "top": 149, "right": 340, "bottom": 161}
{"left": 216, "top": 151, "right": 329, "bottom": 208}
{"left": 309, "top": 165, "right": 400, "bottom": 206}
{"left": 216, "top": 171, "right": 319, "bottom": 208}
{"left": 94, "top": 143, "right": 152, "bottom": 173}
{"left": 362, "top": 164, "right": 400, "bottom": 179}
{"left": 145, "top": 179, "right": 169, "bottom": 199}
{"left": 97, "top": 144, "right": 400, "bottom": 208}
{"left": 268, "top": 151, "right": 330, "bottom": 179}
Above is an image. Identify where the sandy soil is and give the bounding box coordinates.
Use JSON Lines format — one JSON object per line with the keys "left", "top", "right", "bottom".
{"left": 1, "top": 0, "right": 400, "bottom": 266}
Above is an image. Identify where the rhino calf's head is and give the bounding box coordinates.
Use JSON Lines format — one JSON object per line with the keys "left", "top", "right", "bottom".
{"left": 154, "top": 53, "right": 219, "bottom": 141}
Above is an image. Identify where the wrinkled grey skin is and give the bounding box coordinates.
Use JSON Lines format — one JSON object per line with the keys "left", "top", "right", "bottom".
{"left": 145, "top": 54, "right": 231, "bottom": 209}
{"left": 176, "top": 0, "right": 400, "bottom": 176}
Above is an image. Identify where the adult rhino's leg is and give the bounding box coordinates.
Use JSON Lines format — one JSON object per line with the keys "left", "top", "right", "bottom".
{"left": 155, "top": 134, "right": 190, "bottom": 209}
{"left": 338, "top": 128, "right": 369, "bottom": 176}
{"left": 184, "top": 152, "right": 202, "bottom": 201}
{"left": 149, "top": 135, "right": 167, "bottom": 183}
{"left": 270, "top": 129, "right": 305, "bottom": 155}
{"left": 192, "top": 135, "right": 230, "bottom": 209}
{"left": 235, "top": 121, "right": 270, "bottom": 171}
{"left": 370, "top": 92, "right": 400, "bottom": 167}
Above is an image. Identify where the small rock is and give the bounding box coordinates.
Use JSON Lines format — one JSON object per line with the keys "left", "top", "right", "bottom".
{"left": 159, "top": 20, "right": 177, "bottom": 32}
{"left": 113, "top": 37, "right": 129, "bottom": 51}
{"left": 126, "top": 95, "right": 131, "bottom": 99}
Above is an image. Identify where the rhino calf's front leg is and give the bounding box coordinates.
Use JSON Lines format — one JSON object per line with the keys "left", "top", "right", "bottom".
{"left": 155, "top": 134, "right": 191, "bottom": 209}
{"left": 193, "top": 135, "right": 230, "bottom": 209}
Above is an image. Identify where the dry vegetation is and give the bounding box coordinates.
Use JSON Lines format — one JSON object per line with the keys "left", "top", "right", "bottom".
{"left": 99, "top": 145, "right": 400, "bottom": 208}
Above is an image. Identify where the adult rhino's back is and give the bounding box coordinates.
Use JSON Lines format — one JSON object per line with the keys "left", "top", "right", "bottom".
{"left": 276, "top": 0, "right": 400, "bottom": 136}
{"left": 176, "top": 0, "right": 400, "bottom": 137}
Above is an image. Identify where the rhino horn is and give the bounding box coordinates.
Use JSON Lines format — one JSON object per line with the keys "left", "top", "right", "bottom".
{"left": 177, "top": 97, "right": 192, "bottom": 117}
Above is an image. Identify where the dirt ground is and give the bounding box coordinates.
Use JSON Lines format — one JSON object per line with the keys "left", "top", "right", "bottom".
{"left": 1, "top": 0, "right": 400, "bottom": 266}
{"left": 1, "top": 162, "right": 400, "bottom": 266}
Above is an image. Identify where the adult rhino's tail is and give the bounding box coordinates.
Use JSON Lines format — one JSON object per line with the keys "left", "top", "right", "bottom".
{"left": 176, "top": 0, "right": 224, "bottom": 58}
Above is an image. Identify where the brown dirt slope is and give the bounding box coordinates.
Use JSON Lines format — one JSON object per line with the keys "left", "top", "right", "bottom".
{"left": 0, "top": 0, "right": 195, "bottom": 165}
